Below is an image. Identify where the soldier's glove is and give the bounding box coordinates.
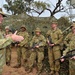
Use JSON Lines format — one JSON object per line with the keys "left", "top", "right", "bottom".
{"left": 35, "top": 45, "right": 39, "bottom": 48}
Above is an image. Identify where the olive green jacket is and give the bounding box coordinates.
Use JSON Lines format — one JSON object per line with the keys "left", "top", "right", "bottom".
{"left": 30, "top": 34, "right": 46, "bottom": 47}
{"left": 46, "top": 28, "right": 63, "bottom": 45}
{"left": 18, "top": 31, "right": 29, "bottom": 47}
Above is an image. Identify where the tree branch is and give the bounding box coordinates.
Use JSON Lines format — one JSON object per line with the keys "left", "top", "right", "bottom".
{"left": 31, "top": 9, "right": 44, "bottom": 15}
{"left": 51, "top": 0, "right": 63, "bottom": 16}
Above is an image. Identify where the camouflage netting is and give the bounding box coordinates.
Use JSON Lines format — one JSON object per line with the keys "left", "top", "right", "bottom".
{"left": 2, "top": 13, "right": 71, "bottom": 36}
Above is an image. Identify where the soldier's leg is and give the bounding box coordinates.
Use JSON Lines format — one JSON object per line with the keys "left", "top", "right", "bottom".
{"left": 6, "top": 46, "right": 11, "bottom": 66}
{"left": 53, "top": 46, "right": 61, "bottom": 75}
{"left": 48, "top": 47, "right": 55, "bottom": 74}
{"left": 69, "top": 60, "right": 75, "bottom": 75}
{"left": 6, "top": 48, "right": 9, "bottom": 64}
{"left": 13, "top": 47, "right": 21, "bottom": 68}
{"left": 21, "top": 47, "right": 28, "bottom": 68}
{"left": 37, "top": 49, "right": 44, "bottom": 74}
{"left": 0, "top": 49, "right": 6, "bottom": 75}
{"left": 27, "top": 51, "right": 36, "bottom": 73}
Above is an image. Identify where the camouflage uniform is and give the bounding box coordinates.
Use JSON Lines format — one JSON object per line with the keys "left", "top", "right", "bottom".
{"left": 0, "top": 8, "right": 13, "bottom": 75}
{"left": 0, "top": 8, "right": 24, "bottom": 75}
{"left": 16, "top": 25, "right": 29, "bottom": 68}
{"left": 0, "top": 32, "right": 13, "bottom": 74}
{"left": 4, "top": 26, "right": 12, "bottom": 66}
{"left": 63, "top": 23, "right": 75, "bottom": 75}
{"left": 28, "top": 28, "right": 46, "bottom": 73}
{"left": 46, "top": 23, "right": 63, "bottom": 74}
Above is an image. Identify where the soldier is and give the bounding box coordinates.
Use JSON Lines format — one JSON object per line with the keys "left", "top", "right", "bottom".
{"left": 61, "top": 23, "right": 75, "bottom": 75}
{"left": 46, "top": 21, "right": 63, "bottom": 75}
{"left": 4, "top": 26, "right": 12, "bottom": 66}
{"left": 14, "top": 25, "right": 29, "bottom": 69}
{"left": 27, "top": 27, "right": 46, "bottom": 75}
{"left": 0, "top": 8, "right": 24, "bottom": 75}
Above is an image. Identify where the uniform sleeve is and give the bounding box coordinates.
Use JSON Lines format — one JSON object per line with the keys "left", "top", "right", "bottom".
{"left": 54, "top": 30, "right": 63, "bottom": 45}
{"left": 30, "top": 36, "right": 35, "bottom": 47}
{"left": 0, "top": 37, "right": 13, "bottom": 49}
{"left": 46, "top": 30, "right": 50, "bottom": 37}
{"left": 19, "top": 33, "right": 29, "bottom": 47}
{"left": 39, "top": 35, "right": 46, "bottom": 47}
{"left": 63, "top": 47, "right": 69, "bottom": 56}
{"left": 63, "top": 33, "right": 71, "bottom": 56}
{"left": 64, "top": 33, "right": 71, "bottom": 47}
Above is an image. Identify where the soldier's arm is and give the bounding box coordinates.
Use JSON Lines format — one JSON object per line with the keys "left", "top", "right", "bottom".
{"left": 30, "top": 36, "right": 35, "bottom": 47}
{"left": 62, "top": 33, "right": 71, "bottom": 56}
{"left": 19, "top": 33, "right": 29, "bottom": 46}
{"left": 63, "top": 47, "right": 69, "bottom": 56}
{"left": 46, "top": 30, "right": 51, "bottom": 43}
{"left": 46, "top": 30, "right": 51, "bottom": 37}
{"left": 54, "top": 30, "right": 63, "bottom": 45}
{"left": 39, "top": 35, "right": 46, "bottom": 47}
{"left": 0, "top": 37, "right": 13, "bottom": 49}
{"left": 64, "top": 33, "right": 71, "bottom": 47}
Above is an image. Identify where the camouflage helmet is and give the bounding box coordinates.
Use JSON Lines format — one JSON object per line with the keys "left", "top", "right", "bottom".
{"left": 5, "top": 26, "right": 10, "bottom": 29}
{"left": 71, "top": 23, "right": 75, "bottom": 28}
{"left": 20, "top": 25, "right": 26, "bottom": 30}
{"left": 35, "top": 27, "right": 41, "bottom": 32}
{"left": 0, "top": 8, "right": 6, "bottom": 17}
{"left": 51, "top": 21, "right": 58, "bottom": 25}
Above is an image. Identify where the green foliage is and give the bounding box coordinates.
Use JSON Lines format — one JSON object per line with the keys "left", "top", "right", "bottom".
{"left": 2, "top": 14, "right": 70, "bottom": 37}
{"left": 4, "top": 0, "right": 66, "bottom": 17}
{"left": 32, "top": 1, "right": 50, "bottom": 11}
{"left": 4, "top": 0, "right": 34, "bottom": 15}
{"left": 58, "top": 17, "right": 71, "bottom": 36}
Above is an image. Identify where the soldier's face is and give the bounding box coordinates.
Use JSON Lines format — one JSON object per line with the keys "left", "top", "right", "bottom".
{"left": 51, "top": 24, "right": 57, "bottom": 29}
{"left": 5, "top": 29, "right": 9, "bottom": 32}
{"left": 0, "top": 14, "right": 3, "bottom": 24}
{"left": 72, "top": 27, "right": 75, "bottom": 33}
{"left": 21, "top": 28, "right": 26, "bottom": 32}
{"left": 36, "top": 32, "right": 40, "bottom": 36}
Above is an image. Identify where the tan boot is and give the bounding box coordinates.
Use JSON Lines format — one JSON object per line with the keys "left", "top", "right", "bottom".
{"left": 55, "top": 71, "right": 59, "bottom": 75}
{"left": 27, "top": 68, "right": 32, "bottom": 73}
{"left": 49, "top": 70, "right": 54, "bottom": 75}
{"left": 36, "top": 71, "right": 41, "bottom": 75}
{"left": 6, "top": 62, "right": 10, "bottom": 66}
{"left": 13, "top": 64, "right": 21, "bottom": 68}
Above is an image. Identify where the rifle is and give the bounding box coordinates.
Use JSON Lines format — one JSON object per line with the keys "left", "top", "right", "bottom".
{"left": 47, "top": 36, "right": 54, "bottom": 47}
{"left": 54, "top": 49, "right": 75, "bottom": 62}
{"left": 62, "top": 25, "right": 72, "bottom": 34}
{"left": 48, "top": 36, "right": 53, "bottom": 44}
{"left": 30, "top": 40, "right": 42, "bottom": 50}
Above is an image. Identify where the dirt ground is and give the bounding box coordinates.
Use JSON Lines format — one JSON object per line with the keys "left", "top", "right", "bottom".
{"left": 2, "top": 46, "right": 69, "bottom": 75}
{"left": 2, "top": 47, "right": 37, "bottom": 75}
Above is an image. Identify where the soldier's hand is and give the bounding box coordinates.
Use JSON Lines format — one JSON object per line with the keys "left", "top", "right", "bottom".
{"left": 15, "top": 44, "right": 18, "bottom": 47}
{"left": 5, "top": 34, "right": 12, "bottom": 38}
{"left": 60, "top": 58, "right": 64, "bottom": 62}
{"left": 35, "top": 45, "right": 39, "bottom": 48}
{"left": 49, "top": 44, "right": 54, "bottom": 47}
{"left": 71, "top": 56, "right": 75, "bottom": 60}
{"left": 11, "top": 34, "right": 24, "bottom": 42}
{"left": 6, "top": 31, "right": 24, "bottom": 42}
{"left": 18, "top": 44, "right": 20, "bottom": 46}
{"left": 31, "top": 49, "right": 34, "bottom": 51}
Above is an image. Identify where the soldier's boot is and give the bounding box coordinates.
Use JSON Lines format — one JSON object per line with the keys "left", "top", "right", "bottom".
{"left": 13, "top": 64, "right": 21, "bottom": 68}
{"left": 23, "top": 59, "right": 28, "bottom": 68}
{"left": 6, "top": 62, "right": 10, "bottom": 66}
{"left": 49, "top": 70, "right": 54, "bottom": 75}
{"left": 27, "top": 68, "right": 32, "bottom": 73}
{"left": 36, "top": 71, "right": 41, "bottom": 75}
{"left": 55, "top": 71, "right": 59, "bottom": 75}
